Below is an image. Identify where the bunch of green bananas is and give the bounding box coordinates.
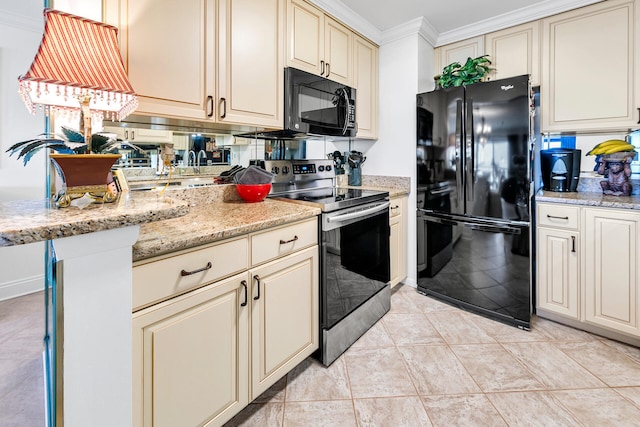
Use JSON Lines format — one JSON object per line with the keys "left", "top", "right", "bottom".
{"left": 587, "top": 139, "right": 636, "bottom": 156}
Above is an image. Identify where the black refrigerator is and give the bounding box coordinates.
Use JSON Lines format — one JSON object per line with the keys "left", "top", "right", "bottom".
{"left": 416, "top": 75, "right": 533, "bottom": 329}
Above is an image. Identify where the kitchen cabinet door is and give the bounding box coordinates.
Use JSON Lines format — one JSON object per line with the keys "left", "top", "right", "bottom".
{"left": 434, "top": 36, "right": 485, "bottom": 78}
{"left": 287, "top": 0, "right": 324, "bottom": 75}
{"left": 389, "top": 195, "right": 407, "bottom": 287}
{"left": 217, "top": 0, "right": 284, "bottom": 128}
{"left": 536, "top": 227, "right": 580, "bottom": 319}
{"left": 353, "top": 34, "right": 378, "bottom": 139}
{"left": 583, "top": 207, "right": 640, "bottom": 336}
{"left": 104, "top": 0, "right": 213, "bottom": 121}
{"left": 249, "top": 246, "right": 318, "bottom": 399}
{"left": 324, "top": 16, "right": 352, "bottom": 85}
{"left": 102, "top": 126, "right": 173, "bottom": 144}
{"left": 132, "top": 272, "right": 250, "bottom": 427}
{"left": 541, "top": 0, "right": 640, "bottom": 132}
{"left": 485, "top": 21, "right": 540, "bottom": 86}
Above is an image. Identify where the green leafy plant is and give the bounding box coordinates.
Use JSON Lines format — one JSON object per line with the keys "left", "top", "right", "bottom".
{"left": 436, "top": 55, "right": 493, "bottom": 89}
{"left": 6, "top": 126, "right": 145, "bottom": 165}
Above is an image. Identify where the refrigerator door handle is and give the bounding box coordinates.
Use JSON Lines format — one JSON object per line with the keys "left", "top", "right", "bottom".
{"left": 466, "top": 97, "right": 475, "bottom": 204}
{"left": 418, "top": 209, "right": 529, "bottom": 228}
{"left": 455, "top": 99, "right": 464, "bottom": 209}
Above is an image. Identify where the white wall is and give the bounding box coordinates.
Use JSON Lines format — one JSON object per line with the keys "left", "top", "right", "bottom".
{"left": 359, "top": 32, "right": 435, "bottom": 287}
{"left": 0, "top": 0, "right": 47, "bottom": 300}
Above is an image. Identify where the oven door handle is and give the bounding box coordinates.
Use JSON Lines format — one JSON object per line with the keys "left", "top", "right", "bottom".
{"left": 327, "top": 201, "right": 390, "bottom": 224}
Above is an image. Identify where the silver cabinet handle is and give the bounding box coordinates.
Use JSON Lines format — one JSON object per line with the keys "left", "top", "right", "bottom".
{"left": 279, "top": 235, "right": 298, "bottom": 245}
{"left": 180, "top": 261, "right": 212, "bottom": 276}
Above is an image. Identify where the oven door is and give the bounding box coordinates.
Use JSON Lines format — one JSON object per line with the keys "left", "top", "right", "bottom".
{"left": 285, "top": 67, "right": 356, "bottom": 137}
{"left": 321, "top": 200, "right": 390, "bottom": 330}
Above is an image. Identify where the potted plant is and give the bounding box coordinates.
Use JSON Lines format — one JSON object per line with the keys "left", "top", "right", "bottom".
{"left": 6, "top": 126, "right": 145, "bottom": 206}
{"left": 435, "top": 55, "right": 493, "bottom": 89}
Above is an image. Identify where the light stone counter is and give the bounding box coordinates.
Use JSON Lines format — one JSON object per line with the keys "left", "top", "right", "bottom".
{"left": 341, "top": 175, "right": 411, "bottom": 198}
{"left": 0, "top": 192, "right": 189, "bottom": 247}
{"left": 132, "top": 184, "right": 321, "bottom": 261}
{"left": 536, "top": 190, "right": 640, "bottom": 210}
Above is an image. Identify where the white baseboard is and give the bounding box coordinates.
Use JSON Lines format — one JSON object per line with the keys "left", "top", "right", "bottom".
{"left": 0, "top": 274, "right": 44, "bottom": 301}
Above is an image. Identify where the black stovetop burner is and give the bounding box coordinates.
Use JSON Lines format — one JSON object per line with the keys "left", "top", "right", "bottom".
{"left": 272, "top": 186, "right": 388, "bottom": 212}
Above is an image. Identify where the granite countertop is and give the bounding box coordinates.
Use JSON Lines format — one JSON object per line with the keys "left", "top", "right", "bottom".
{"left": 536, "top": 190, "right": 640, "bottom": 210}
{"left": 0, "top": 192, "right": 189, "bottom": 247}
{"left": 350, "top": 175, "right": 411, "bottom": 198}
{"left": 132, "top": 185, "right": 321, "bottom": 261}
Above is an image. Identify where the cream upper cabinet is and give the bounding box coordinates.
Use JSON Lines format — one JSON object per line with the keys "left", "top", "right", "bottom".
{"left": 217, "top": 0, "right": 284, "bottom": 128}
{"left": 353, "top": 34, "right": 378, "bottom": 139}
{"left": 541, "top": 0, "right": 640, "bottom": 132}
{"left": 104, "top": 0, "right": 213, "bottom": 121}
{"left": 536, "top": 203, "right": 580, "bottom": 320}
{"left": 485, "top": 21, "right": 540, "bottom": 86}
{"left": 583, "top": 207, "right": 640, "bottom": 336}
{"left": 102, "top": 126, "right": 173, "bottom": 144}
{"left": 389, "top": 195, "right": 408, "bottom": 288}
{"left": 286, "top": 0, "right": 352, "bottom": 85}
{"left": 434, "top": 36, "right": 485, "bottom": 78}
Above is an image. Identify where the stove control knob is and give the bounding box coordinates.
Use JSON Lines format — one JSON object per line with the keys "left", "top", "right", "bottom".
{"left": 271, "top": 166, "right": 279, "bottom": 175}
{"left": 325, "top": 165, "right": 332, "bottom": 172}
{"left": 318, "top": 165, "right": 325, "bottom": 172}
{"left": 282, "top": 166, "right": 290, "bottom": 175}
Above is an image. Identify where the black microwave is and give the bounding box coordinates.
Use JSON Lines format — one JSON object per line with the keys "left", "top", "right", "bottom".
{"left": 284, "top": 67, "right": 357, "bottom": 137}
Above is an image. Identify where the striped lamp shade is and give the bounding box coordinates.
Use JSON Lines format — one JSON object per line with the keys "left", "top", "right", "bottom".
{"left": 18, "top": 9, "right": 137, "bottom": 121}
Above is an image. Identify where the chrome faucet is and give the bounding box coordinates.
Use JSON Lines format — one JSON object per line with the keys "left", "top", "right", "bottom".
{"left": 196, "top": 150, "right": 207, "bottom": 174}
{"left": 188, "top": 150, "right": 196, "bottom": 172}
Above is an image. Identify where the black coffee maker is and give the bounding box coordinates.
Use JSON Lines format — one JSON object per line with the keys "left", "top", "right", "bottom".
{"left": 540, "top": 148, "right": 581, "bottom": 192}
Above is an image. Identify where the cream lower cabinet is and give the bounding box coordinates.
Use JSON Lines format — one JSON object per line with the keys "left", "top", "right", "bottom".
{"left": 536, "top": 202, "right": 640, "bottom": 341}
{"left": 583, "top": 207, "right": 640, "bottom": 336}
{"left": 132, "top": 218, "right": 319, "bottom": 426}
{"left": 389, "top": 195, "right": 408, "bottom": 288}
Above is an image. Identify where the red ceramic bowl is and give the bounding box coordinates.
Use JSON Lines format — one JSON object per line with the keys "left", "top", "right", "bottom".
{"left": 235, "top": 183, "right": 272, "bottom": 203}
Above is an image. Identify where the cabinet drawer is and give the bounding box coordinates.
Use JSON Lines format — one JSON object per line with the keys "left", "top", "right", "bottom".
{"left": 133, "top": 237, "right": 249, "bottom": 310}
{"left": 537, "top": 203, "right": 579, "bottom": 230}
{"left": 251, "top": 218, "right": 318, "bottom": 266}
{"left": 389, "top": 197, "right": 404, "bottom": 219}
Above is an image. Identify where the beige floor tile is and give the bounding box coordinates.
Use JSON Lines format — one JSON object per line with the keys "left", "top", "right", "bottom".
{"left": 601, "top": 338, "right": 640, "bottom": 364}
{"left": 473, "top": 313, "right": 550, "bottom": 343}
{"left": 408, "top": 292, "right": 459, "bottom": 314}
{"left": 534, "top": 316, "right": 597, "bottom": 342}
{"left": 353, "top": 396, "right": 432, "bottom": 427}
{"left": 382, "top": 313, "right": 444, "bottom": 346}
{"left": 488, "top": 391, "right": 581, "bottom": 426}
{"left": 451, "top": 344, "right": 544, "bottom": 392}
{"left": 224, "top": 402, "right": 284, "bottom": 427}
{"left": 502, "top": 342, "right": 606, "bottom": 389}
{"left": 614, "top": 386, "right": 640, "bottom": 408}
{"left": 282, "top": 400, "right": 357, "bottom": 427}
{"left": 388, "top": 288, "right": 422, "bottom": 314}
{"left": 350, "top": 321, "right": 395, "bottom": 348}
{"left": 421, "top": 394, "right": 507, "bottom": 427}
{"left": 344, "top": 347, "right": 417, "bottom": 398}
{"left": 397, "top": 345, "right": 481, "bottom": 395}
{"left": 253, "top": 375, "right": 286, "bottom": 403}
{"left": 557, "top": 341, "right": 640, "bottom": 387}
{"left": 552, "top": 388, "right": 640, "bottom": 426}
{"left": 427, "top": 311, "right": 496, "bottom": 345}
{"left": 487, "top": 391, "right": 580, "bottom": 427}
{"left": 286, "top": 357, "right": 351, "bottom": 401}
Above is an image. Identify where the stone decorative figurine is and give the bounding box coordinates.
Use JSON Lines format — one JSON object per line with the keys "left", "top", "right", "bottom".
{"left": 596, "top": 154, "right": 634, "bottom": 196}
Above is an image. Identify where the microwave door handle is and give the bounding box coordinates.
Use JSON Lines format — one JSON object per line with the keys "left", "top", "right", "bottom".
{"left": 340, "top": 88, "right": 350, "bottom": 136}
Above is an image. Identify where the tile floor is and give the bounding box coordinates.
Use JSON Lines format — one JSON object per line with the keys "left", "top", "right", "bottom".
{"left": 4, "top": 285, "right": 640, "bottom": 426}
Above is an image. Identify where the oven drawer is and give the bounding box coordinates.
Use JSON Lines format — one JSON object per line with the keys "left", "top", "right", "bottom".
{"left": 251, "top": 217, "right": 318, "bottom": 266}
{"left": 133, "top": 237, "right": 249, "bottom": 310}
{"left": 537, "top": 203, "right": 579, "bottom": 230}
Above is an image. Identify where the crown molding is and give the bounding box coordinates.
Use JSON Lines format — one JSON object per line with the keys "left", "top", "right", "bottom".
{"left": 435, "top": 0, "right": 603, "bottom": 46}
{"left": 0, "top": 8, "right": 42, "bottom": 33}
{"left": 308, "top": 0, "right": 383, "bottom": 44}
{"left": 379, "top": 16, "right": 438, "bottom": 46}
